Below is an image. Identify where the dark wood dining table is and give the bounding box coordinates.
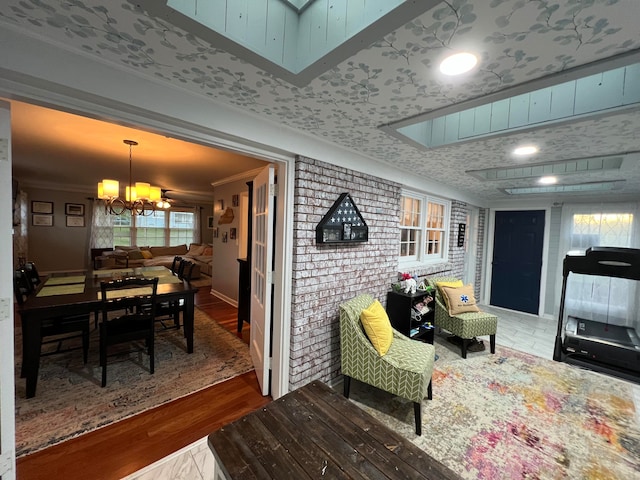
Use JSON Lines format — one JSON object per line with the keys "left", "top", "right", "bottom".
{"left": 16, "top": 266, "right": 198, "bottom": 398}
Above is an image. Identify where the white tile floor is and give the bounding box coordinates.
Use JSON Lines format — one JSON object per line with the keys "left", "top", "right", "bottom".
{"left": 123, "top": 437, "right": 217, "bottom": 480}
{"left": 125, "top": 306, "right": 636, "bottom": 480}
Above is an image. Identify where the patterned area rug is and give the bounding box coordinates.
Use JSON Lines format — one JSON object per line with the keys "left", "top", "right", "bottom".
{"left": 350, "top": 338, "right": 640, "bottom": 480}
{"left": 14, "top": 308, "right": 253, "bottom": 457}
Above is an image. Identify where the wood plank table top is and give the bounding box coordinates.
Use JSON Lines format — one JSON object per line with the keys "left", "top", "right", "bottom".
{"left": 208, "top": 381, "right": 462, "bottom": 480}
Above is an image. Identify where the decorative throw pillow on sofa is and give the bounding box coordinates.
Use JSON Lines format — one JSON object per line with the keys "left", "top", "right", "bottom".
{"left": 360, "top": 299, "right": 393, "bottom": 356}
{"left": 127, "top": 249, "right": 144, "bottom": 260}
{"left": 187, "top": 243, "right": 206, "bottom": 256}
{"left": 435, "top": 280, "right": 463, "bottom": 308}
{"left": 440, "top": 284, "right": 480, "bottom": 316}
{"left": 141, "top": 250, "right": 153, "bottom": 259}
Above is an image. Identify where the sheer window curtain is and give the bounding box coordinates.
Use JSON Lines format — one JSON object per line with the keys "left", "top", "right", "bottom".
{"left": 13, "top": 191, "right": 28, "bottom": 268}
{"left": 556, "top": 202, "right": 640, "bottom": 327}
{"left": 193, "top": 206, "right": 202, "bottom": 244}
{"left": 90, "top": 200, "right": 114, "bottom": 249}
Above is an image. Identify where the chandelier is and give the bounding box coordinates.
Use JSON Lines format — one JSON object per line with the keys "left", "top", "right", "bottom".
{"left": 98, "top": 139, "right": 168, "bottom": 216}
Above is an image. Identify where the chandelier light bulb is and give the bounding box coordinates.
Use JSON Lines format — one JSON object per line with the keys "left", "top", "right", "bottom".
{"left": 97, "top": 140, "right": 167, "bottom": 215}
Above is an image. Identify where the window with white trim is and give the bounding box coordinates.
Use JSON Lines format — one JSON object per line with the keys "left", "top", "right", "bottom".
{"left": 399, "top": 191, "right": 449, "bottom": 264}
{"left": 112, "top": 209, "right": 196, "bottom": 246}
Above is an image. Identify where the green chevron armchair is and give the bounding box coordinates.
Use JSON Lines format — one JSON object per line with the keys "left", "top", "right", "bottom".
{"left": 428, "top": 276, "right": 497, "bottom": 359}
{"left": 339, "top": 294, "right": 434, "bottom": 435}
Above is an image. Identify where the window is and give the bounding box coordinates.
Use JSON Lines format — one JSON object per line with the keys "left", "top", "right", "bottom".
{"left": 111, "top": 209, "right": 196, "bottom": 246}
{"left": 113, "top": 212, "right": 133, "bottom": 246}
{"left": 399, "top": 191, "right": 449, "bottom": 264}
{"left": 170, "top": 211, "right": 196, "bottom": 245}
{"left": 570, "top": 213, "right": 633, "bottom": 251}
{"left": 558, "top": 205, "right": 638, "bottom": 325}
{"left": 136, "top": 211, "right": 167, "bottom": 246}
{"left": 400, "top": 196, "right": 421, "bottom": 260}
{"left": 426, "top": 201, "right": 446, "bottom": 255}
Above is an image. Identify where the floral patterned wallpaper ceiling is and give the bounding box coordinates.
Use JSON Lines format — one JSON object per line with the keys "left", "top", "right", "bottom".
{"left": 2, "top": 0, "right": 640, "bottom": 201}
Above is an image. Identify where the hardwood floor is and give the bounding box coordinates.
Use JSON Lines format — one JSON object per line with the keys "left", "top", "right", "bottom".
{"left": 16, "top": 286, "right": 268, "bottom": 480}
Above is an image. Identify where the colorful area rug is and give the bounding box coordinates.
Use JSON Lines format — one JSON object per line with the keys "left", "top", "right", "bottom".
{"left": 350, "top": 339, "right": 640, "bottom": 480}
{"left": 14, "top": 307, "right": 253, "bottom": 457}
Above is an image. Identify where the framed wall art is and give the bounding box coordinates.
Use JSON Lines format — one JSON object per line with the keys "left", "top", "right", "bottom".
{"left": 32, "top": 201, "right": 53, "bottom": 214}
{"left": 65, "top": 203, "right": 85, "bottom": 216}
{"left": 66, "top": 216, "right": 85, "bottom": 227}
{"left": 32, "top": 214, "right": 53, "bottom": 226}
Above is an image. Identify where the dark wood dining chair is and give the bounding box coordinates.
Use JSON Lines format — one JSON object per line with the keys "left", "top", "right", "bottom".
{"left": 23, "top": 261, "right": 41, "bottom": 291}
{"left": 171, "top": 256, "right": 183, "bottom": 276}
{"left": 153, "top": 259, "right": 196, "bottom": 331}
{"left": 99, "top": 276, "right": 158, "bottom": 387}
{"left": 179, "top": 259, "right": 196, "bottom": 281}
{"left": 13, "top": 269, "right": 90, "bottom": 372}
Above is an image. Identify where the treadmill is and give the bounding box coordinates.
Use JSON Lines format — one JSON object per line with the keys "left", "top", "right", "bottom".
{"left": 554, "top": 246, "right": 640, "bottom": 383}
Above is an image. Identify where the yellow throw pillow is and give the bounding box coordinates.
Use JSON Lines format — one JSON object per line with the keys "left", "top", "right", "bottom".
{"left": 441, "top": 284, "right": 480, "bottom": 316}
{"left": 360, "top": 300, "right": 393, "bottom": 356}
{"left": 435, "top": 280, "right": 463, "bottom": 308}
{"left": 141, "top": 250, "right": 153, "bottom": 259}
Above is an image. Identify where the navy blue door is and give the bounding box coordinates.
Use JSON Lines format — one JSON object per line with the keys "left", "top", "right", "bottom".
{"left": 490, "top": 210, "right": 545, "bottom": 314}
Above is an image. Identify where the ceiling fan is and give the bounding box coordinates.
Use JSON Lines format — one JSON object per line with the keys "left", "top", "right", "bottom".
{"left": 157, "top": 189, "right": 175, "bottom": 209}
{"left": 160, "top": 188, "right": 213, "bottom": 205}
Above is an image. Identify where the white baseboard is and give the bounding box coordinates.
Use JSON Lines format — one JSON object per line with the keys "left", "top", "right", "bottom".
{"left": 211, "top": 289, "right": 238, "bottom": 308}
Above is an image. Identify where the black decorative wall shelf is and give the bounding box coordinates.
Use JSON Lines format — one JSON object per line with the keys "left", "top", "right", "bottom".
{"left": 316, "top": 193, "right": 368, "bottom": 244}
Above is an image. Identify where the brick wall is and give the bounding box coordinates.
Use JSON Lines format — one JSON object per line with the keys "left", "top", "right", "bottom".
{"left": 290, "top": 157, "right": 401, "bottom": 388}
{"left": 475, "top": 208, "right": 487, "bottom": 299}
{"left": 448, "top": 200, "right": 468, "bottom": 280}
{"left": 289, "top": 157, "right": 469, "bottom": 390}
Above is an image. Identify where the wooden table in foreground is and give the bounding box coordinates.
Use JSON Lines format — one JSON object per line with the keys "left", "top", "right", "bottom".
{"left": 208, "top": 381, "right": 462, "bottom": 479}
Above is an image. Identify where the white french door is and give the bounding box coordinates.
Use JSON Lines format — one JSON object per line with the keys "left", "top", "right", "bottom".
{"left": 250, "top": 165, "right": 275, "bottom": 396}
{"left": 0, "top": 101, "right": 16, "bottom": 479}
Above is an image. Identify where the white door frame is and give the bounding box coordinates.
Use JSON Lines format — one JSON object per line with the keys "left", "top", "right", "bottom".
{"left": 250, "top": 165, "right": 275, "bottom": 395}
{"left": 0, "top": 101, "right": 16, "bottom": 480}
{"left": 484, "top": 206, "right": 551, "bottom": 316}
{"left": 0, "top": 99, "right": 295, "bottom": 401}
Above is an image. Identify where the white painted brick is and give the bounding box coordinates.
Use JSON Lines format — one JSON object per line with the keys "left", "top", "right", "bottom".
{"left": 289, "top": 157, "right": 480, "bottom": 391}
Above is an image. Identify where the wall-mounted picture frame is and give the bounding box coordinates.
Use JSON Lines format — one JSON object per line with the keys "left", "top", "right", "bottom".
{"left": 66, "top": 216, "right": 85, "bottom": 227}
{"left": 230, "top": 227, "right": 237, "bottom": 240}
{"left": 32, "top": 201, "right": 53, "bottom": 214}
{"left": 217, "top": 199, "right": 224, "bottom": 211}
{"left": 65, "top": 203, "right": 85, "bottom": 216}
{"left": 207, "top": 216, "right": 214, "bottom": 229}
{"left": 222, "top": 232, "right": 228, "bottom": 243}
{"left": 213, "top": 227, "right": 219, "bottom": 238}
{"left": 32, "top": 214, "right": 53, "bottom": 226}
{"left": 232, "top": 194, "right": 239, "bottom": 207}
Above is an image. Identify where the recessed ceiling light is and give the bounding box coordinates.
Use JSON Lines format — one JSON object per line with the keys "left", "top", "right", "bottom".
{"left": 439, "top": 52, "right": 478, "bottom": 76}
{"left": 513, "top": 145, "right": 538, "bottom": 156}
{"left": 539, "top": 176, "right": 557, "bottom": 185}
